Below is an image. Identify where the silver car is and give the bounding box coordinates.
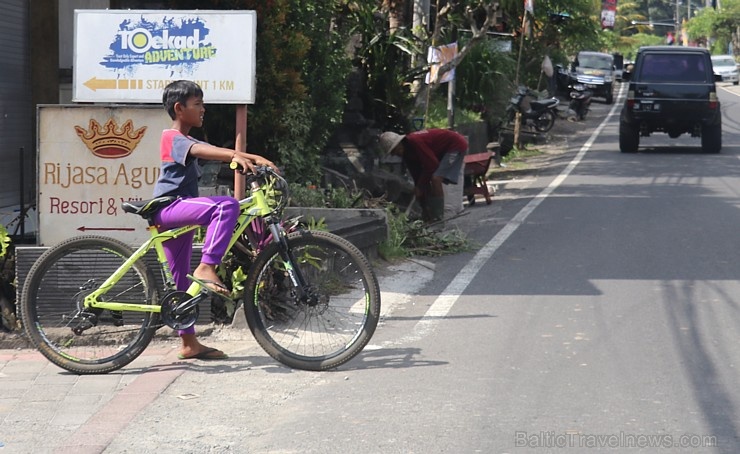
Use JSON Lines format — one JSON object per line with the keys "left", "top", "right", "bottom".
{"left": 711, "top": 55, "right": 739, "bottom": 85}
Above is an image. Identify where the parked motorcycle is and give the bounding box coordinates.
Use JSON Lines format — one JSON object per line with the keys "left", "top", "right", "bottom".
{"left": 506, "top": 86, "right": 560, "bottom": 133}
{"left": 566, "top": 83, "right": 592, "bottom": 122}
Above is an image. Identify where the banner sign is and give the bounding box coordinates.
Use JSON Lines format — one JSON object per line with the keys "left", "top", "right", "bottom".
{"left": 73, "top": 10, "right": 256, "bottom": 104}
{"left": 601, "top": 0, "right": 617, "bottom": 29}
{"left": 37, "top": 105, "right": 171, "bottom": 246}
{"left": 426, "top": 43, "right": 458, "bottom": 84}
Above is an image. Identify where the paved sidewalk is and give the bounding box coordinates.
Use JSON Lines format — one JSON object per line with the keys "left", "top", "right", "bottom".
{"left": 0, "top": 341, "right": 189, "bottom": 453}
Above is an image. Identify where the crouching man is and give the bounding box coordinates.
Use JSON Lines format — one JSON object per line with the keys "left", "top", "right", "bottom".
{"left": 379, "top": 129, "right": 467, "bottom": 222}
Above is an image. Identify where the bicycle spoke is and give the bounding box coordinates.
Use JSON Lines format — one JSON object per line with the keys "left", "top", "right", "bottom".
{"left": 21, "top": 236, "right": 157, "bottom": 374}
{"left": 245, "top": 230, "right": 380, "bottom": 370}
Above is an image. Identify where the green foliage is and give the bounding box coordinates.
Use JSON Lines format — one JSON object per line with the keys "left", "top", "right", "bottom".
{"left": 621, "top": 33, "right": 665, "bottom": 58}
{"left": 379, "top": 206, "right": 471, "bottom": 260}
{"left": 288, "top": 182, "right": 367, "bottom": 208}
{"left": 304, "top": 217, "right": 328, "bottom": 232}
{"left": 0, "top": 225, "right": 9, "bottom": 259}
{"left": 270, "top": 100, "right": 322, "bottom": 181}
{"left": 213, "top": 252, "right": 249, "bottom": 324}
{"left": 344, "top": 2, "right": 424, "bottom": 132}
{"left": 533, "top": 0, "right": 602, "bottom": 56}
{"left": 289, "top": 183, "right": 327, "bottom": 208}
{"left": 686, "top": 1, "right": 740, "bottom": 55}
{"left": 167, "top": 0, "right": 351, "bottom": 184}
{"left": 378, "top": 206, "right": 410, "bottom": 260}
{"left": 491, "top": 0, "right": 602, "bottom": 90}
{"left": 0, "top": 224, "right": 18, "bottom": 332}
{"left": 421, "top": 95, "right": 483, "bottom": 130}
{"left": 454, "top": 40, "right": 518, "bottom": 126}
{"left": 501, "top": 144, "right": 543, "bottom": 166}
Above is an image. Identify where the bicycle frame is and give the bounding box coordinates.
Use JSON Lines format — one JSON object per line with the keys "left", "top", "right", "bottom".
{"left": 82, "top": 180, "right": 276, "bottom": 314}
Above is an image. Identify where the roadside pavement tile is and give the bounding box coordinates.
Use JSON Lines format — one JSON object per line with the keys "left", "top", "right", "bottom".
{"left": 33, "top": 371, "right": 79, "bottom": 384}
{"left": 0, "top": 397, "right": 21, "bottom": 418}
{"left": 50, "top": 411, "right": 92, "bottom": 427}
{"left": 0, "top": 381, "right": 35, "bottom": 398}
{"left": 61, "top": 393, "right": 105, "bottom": 406}
{"left": 0, "top": 359, "right": 48, "bottom": 374}
{"left": 64, "top": 423, "right": 123, "bottom": 448}
{"left": 6, "top": 427, "right": 81, "bottom": 452}
{"left": 69, "top": 375, "right": 124, "bottom": 395}
{"left": 23, "top": 384, "right": 73, "bottom": 402}
{"left": 56, "top": 441, "right": 112, "bottom": 454}
{"left": 0, "top": 349, "right": 46, "bottom": 362}
{"left": 2, "top": 400, "right": 58, "bottom": 424}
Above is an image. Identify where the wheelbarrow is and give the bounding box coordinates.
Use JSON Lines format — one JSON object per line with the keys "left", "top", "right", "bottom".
{"left": 463, "top": 151, "right": 495, "bottom": 205}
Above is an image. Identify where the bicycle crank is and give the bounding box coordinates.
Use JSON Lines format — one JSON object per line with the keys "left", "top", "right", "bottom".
{"left": 160, "top": 291, "right": 201, "bottom": 330}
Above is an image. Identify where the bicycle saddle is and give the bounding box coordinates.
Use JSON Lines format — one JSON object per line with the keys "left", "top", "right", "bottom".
{"left": 121, "top": 196, "right": 177, "bottom": 219}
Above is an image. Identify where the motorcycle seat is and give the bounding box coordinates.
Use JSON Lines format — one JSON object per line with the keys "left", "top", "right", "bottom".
{"left": 531, "top": 98, "right": 559, "bottom": 109}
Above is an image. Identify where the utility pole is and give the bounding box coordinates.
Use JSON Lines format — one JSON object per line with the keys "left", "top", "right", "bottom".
{"left": 675, "top": 0, "right": 680, "bottom": 38}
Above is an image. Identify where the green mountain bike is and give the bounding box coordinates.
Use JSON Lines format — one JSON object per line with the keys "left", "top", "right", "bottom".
{"left": 20, "top": 166, "right": 381, "bottom": 374}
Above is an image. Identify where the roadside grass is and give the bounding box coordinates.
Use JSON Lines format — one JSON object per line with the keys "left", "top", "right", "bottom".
{"left": 491, "top": 145, "right": 544, "bottom": 172}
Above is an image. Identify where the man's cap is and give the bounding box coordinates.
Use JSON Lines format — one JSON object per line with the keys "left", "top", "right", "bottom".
{"left": 378, "top": 131, "right": 405, "bottom": 154}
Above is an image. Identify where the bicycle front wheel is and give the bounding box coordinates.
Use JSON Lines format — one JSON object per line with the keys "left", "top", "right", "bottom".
{"left": 244, "top": 230, "right": 381, "bottom": 370}
{"left": 20, "top": 236, "right": 159, "bottom": 374}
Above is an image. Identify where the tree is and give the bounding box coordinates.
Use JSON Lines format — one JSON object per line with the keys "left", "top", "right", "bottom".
{"left": 166, "top": 0, "right": 352, "bottom": 182}
{"left": 686, "top": 0, "right": 740, "bottom": 55}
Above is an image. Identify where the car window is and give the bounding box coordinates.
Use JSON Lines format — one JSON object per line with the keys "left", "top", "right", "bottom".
{"left": 712, "top": 58, "right": 736, "bottom": 68}
{"left": 578, "top": 54, "right": 613, "bottom": 70}
{"left": 639, "top": 53, "right": 708, "bottom": 82}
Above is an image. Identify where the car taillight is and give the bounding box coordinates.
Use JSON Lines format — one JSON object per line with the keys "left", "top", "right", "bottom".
{"left": 626, "top": 90, "right": 635, "bottom": 109}
{"left": 708, "top": 92, "right": 718, "bottom": 109}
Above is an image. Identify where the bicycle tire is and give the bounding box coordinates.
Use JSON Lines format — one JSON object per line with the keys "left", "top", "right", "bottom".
{"left": 243, "top": 230, "right": 381, "bottom": 370}
{"left": 20, "top": 235, "right": 159, "bottom": 374}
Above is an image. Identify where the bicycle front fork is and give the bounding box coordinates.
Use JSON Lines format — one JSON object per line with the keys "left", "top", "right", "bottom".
{"left": 268, "top": 223, "right": 322, "bottom": 307}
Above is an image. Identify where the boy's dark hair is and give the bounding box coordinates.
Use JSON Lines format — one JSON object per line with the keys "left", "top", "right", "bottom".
{"left": 162, "top": 80, "right": 204, "bottom": 120}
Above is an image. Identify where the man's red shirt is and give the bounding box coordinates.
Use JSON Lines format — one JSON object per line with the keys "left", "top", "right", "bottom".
{"left": 403, "top": 129, "right": 468, "bottom": 190}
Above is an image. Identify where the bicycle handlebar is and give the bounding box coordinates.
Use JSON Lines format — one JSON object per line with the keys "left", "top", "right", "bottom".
{"left": 229, "top": 162, "right": 279, "bottom": 177}
{"left": 229, "top": 162, "right": 289, "bottom": 212}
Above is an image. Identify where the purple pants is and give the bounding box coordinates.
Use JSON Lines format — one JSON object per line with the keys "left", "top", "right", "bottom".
{"left": 154, "top": 196, "right": 240, "bottom": 335}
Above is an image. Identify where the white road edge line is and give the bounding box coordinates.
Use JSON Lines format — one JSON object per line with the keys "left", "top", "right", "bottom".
{"left": 388, "top": 84, "right": 627, "bottom": 346}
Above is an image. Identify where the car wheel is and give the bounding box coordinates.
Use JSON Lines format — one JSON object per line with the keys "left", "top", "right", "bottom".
{"left": 619, "top": 121, "right": 639, "bottom": 153}
{"left": 605, "top": 92, "right": 614, "bottom": 105}
{"left": 701, "top": 119, "right": 722, "bottom": 154}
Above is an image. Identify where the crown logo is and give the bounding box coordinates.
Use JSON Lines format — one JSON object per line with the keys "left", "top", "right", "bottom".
{"left": 74, "top": 118, "right": 147, "bottom": 159}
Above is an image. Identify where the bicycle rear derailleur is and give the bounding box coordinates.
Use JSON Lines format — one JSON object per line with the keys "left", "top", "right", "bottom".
{"left": 70, "top": 287, "right": 124, "bottom": 335}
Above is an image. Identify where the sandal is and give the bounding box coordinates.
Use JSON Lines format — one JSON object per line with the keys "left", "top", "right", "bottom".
{"left": 187, "top": 274, "right": 234, "bottom": 302}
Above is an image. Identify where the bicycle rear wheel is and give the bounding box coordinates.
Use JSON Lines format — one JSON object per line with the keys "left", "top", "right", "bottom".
{"left": 20, "top": 235, "right": 158, "bottom": 374}
{"left": 243, "top": 230, "right": 381, "bottom": 370}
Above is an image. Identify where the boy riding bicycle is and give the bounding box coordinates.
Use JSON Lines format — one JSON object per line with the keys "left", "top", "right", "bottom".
{"left": 155, "top": 80, "right": 277, "bottom": 360}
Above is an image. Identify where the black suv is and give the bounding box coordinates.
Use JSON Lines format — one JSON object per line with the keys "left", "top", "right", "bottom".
{"left": 619, "top": 46, "right": 722, "bottom": 153}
